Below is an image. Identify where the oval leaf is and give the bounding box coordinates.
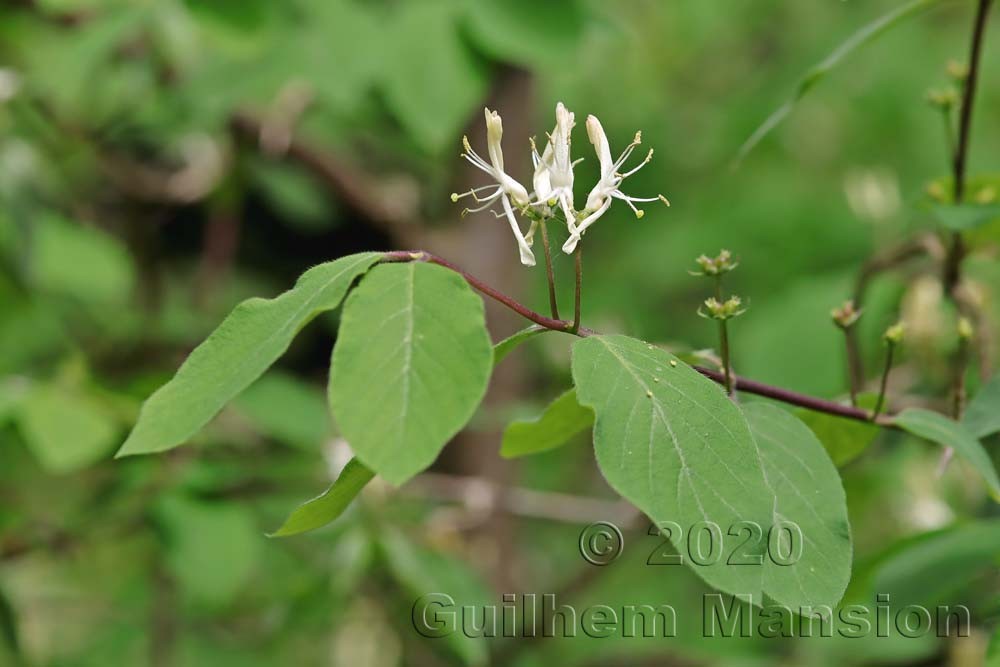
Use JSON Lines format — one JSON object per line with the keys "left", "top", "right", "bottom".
{"left": 269, "top": 458, "right": 375, "bottom": 537}
{"left": 572, "top": 335, "right": 772, "bottom": 603}
{"left": 500, "top": 388, "right": 593, "bottom": 459}
{"left": 895, "top": 407, "right": 1000, "bottom": 499}
{"left": 744, "top": 402, "right": 853, "bottom": 608}
{"left": 117, "top": 252, "right": 380, "bottom": 457}
{"left": 329, "top": 263, "right": 493, "bottom": 485}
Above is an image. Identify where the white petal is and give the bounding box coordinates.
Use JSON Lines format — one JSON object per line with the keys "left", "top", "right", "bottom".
{"left": 501, "top": 194, "right": 536, "bottom": 266}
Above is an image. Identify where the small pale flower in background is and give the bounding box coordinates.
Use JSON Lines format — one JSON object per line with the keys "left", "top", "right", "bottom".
{"left": 562, "top": 115, "right": 668, "bottom": 254}
{"left": 452, "top": 108, "right": 536, "bottom": 266}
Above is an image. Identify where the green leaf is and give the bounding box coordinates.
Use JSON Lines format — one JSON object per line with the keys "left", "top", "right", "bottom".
{"left": 743, "top": 403, "right": 853, "bottom": 609}
{"left": 894, "top": 407, "right": 1000, "bottom": 499}
{"left": 118, "top": 252, "right": 379, "bottom": 456}
{"left": 734, "top": 0, "right": 945, "bottom": 166}
{"left": 492, "top": 325, "right": 547, "bottom": 367}
{"left": 963, "top": 375, "right": 1000, "bottom": 439}
{"left": 269, "top": 458, "right": 374, "bottom": 537}
{"left": 380, "top": 1, "right": 488, "bottom": 153}
{"left": 797, "top": 393, "right": 880, "bottom": 466}
{"left": 500, "top": 388, "right": 593, "bottom": 459}
{"left": 30, "top": 214, "right": 135, "bottom": 304}
{"left": 329, "top": 263, "right": 493, "bottom": 485}
{"left": 156, "top": 495, "right": 260, "bottom": 608}
{"left": 232, "top": 370, "right": 332, "bottom": 451}
{"left": 572, "top": 336, "right": 771, "bottom": 602}
{"left": 930, "top": 203, "right": 1000, "bottom": 231}
{"left": 871, "top": 520, "right": 1000, "bottom": 609}
{"left": 117, "top": 252, "right": 380, "bottom": 457}
{"left": 16, "top": 384, "right": 119, "bottom": 473}
{"left": 573, "top": 335, "right": 850, "bottom": 608}
{"left": 380, "top": 529, "right": 493, "bottom": 666}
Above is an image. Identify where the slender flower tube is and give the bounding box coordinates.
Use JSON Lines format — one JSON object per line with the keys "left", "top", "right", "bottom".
{"left": 562, "top": 115, "right": 669, "bottom": 254}
{"left": 452, "top": 108, "right": 536, "bottom": 266}
{"left": 531, "top": 102, "right": 579, "bottom": 224}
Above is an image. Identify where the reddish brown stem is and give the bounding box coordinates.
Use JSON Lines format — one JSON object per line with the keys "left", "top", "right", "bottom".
{"left": 380, "top": 250, "right": 895, "bottom": 427}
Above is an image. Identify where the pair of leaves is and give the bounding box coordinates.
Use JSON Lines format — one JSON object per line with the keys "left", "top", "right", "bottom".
{"left": 571, "top": 334, "right": 852, "bottom": 609}
{"left": 121, "top": 256, "right": 495, "bottom": 536}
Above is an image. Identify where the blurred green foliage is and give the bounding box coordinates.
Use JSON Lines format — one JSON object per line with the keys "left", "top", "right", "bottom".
{"left": 2, "top": 0, "right": 1000, "bottom": 665}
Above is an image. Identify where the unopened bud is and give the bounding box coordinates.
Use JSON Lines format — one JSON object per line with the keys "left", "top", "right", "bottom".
{"left": 700, "top": 295, "right": 746, "bottom": 321}
{"left": 831, "top": 300, "right": 862, "bottom": 329}
{"left": 926, "top": 88, "right": 959, "bottom": 110}
{"left": 957, "top": 317, "right": 974, "bottom": 341}
{"left": 883, "top": 322, "right": 905, "bottom": 345}
{"left": 975, "top": 186, "right": 997, "bottom": 205}
{"left": 946, "top": 60, "right": 969, "bottom": 82}
{"left": 926, "top": 181, "right": 947, "bottom": 202}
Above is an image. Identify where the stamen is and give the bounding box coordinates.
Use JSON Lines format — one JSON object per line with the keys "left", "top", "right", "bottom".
{"left": 618, "top": 149, "right": 654, "bottom": 179}
{"left": 452, "top": 185, "right": 503, "bottom": 203}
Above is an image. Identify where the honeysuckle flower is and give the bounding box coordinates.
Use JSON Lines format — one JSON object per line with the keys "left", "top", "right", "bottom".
{"left": 530, "top": 102, "right": 579, "bottom": 223}
{"left": 562, "top": 115, "right": 669, "bottom": 254}
{"left": 452, "top": 108, "right": 536, "bottom": 266}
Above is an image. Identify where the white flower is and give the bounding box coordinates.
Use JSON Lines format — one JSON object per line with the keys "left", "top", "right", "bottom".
{"left": 530, "top": 102, "right": 580, "bottom": 223}
{"left": 452, "top": 108, "right": 536, "bottom": 266}
{"left": 562, "top": 115, "right": 669, "bottom": 254}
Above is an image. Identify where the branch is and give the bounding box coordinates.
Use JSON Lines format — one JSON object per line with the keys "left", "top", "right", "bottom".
{"left": 942, "top": 0, "right": 993, "bottom": 295}
{"left": 380, "top": 250, "right": 896, "bottom": 427}
{"left": 230, "top": 112, "right": 412, "bottom": 231}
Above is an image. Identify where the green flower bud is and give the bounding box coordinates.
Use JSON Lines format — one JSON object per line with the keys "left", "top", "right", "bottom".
{"left": 957, "top": 317, "right": 974, "bottom": 341}
{"left": 883, "top": 322, "right": 905, "bottom": 345}
{"left": 946, "top": 60, "right": 969, "bottom": 82}
{"left": 926, "top": 88, "right": 959, "bottom": 110}
{"left": 691, "top": 249, "right": 738, "bottom": 277}
{"left": 700, "top": 295, "right": 746, "bottom": 321}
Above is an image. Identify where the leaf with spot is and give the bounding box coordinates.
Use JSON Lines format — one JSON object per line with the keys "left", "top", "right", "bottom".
{"left": 328, "top": 263, "right": 493, "bottom": 485}
{"left": 572, "top": 335, "right": 851, "bottom": 608}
